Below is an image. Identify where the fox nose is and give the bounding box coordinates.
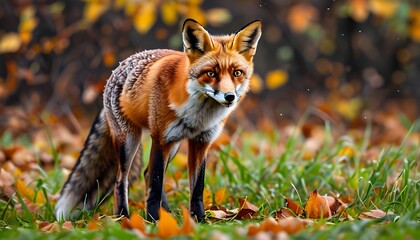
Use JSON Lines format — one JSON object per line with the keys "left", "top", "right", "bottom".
{"left": 224, "top": 92, "right": 235, "bottom": 102}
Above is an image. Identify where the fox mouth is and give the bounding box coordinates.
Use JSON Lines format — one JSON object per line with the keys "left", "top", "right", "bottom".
{"left": 203, "top": 90, "right": 234, "bottom": 108}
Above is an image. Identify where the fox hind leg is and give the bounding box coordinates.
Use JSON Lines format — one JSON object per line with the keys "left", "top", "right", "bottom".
{"left": 113, "top": 132, "right": 141, "bottom": 217}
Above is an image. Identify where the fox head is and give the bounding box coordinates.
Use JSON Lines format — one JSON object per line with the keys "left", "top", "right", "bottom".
{"left": 182, "top": 19, "right": 262, "bottom": 108}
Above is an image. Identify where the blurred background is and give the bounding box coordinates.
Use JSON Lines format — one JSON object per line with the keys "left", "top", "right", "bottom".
{"left": 0, "top": 0, "right": 419, "bottom": 139}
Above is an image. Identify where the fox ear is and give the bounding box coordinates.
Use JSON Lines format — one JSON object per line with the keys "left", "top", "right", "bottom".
{"left": 231, "top": 20, "right": 262, "bottom": 61}
{"left": 182, "top": 19, "right": 214, "bottom": 60}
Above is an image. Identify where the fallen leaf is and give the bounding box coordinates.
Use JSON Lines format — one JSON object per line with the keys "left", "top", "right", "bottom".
{"left": 15, "top": 179, "right": 46, "bottom": 204}
{"left": 359, "top": 209, "right": 394, "bottom": 219}
{"left": 305, "top": 189, "right": 338, "bottom": 218}
{"left": 62, "top": 221, "right": 73, "bottom": 231}
{"left": 274, "top": 207, "right": 295, "bottom": 219}
{"left": 157, "top": 208, "right": 178, "bottom": 238}
{"left": 277, "top": 217, "right": 307, "bottom": 234}
{"left": 131, "top": 212, "right": 146, "bottom": 232}
{"left": 179, "top": 206, "right": 196, "bottom": 235}
{"left": 87, "top": 213, "right": 101, "bottom": 230}
{"left": 214, "top": 187, "right": 227, "bottom": 205}
{"left": 285, "top": 197, "right": 304, "bottom": 216}
{"left": 238, "top": 197, "right": 259, "bottom": 211}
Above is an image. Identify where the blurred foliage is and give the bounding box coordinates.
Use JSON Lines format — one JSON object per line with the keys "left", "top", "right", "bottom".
{"left": 0, "top": 0, "right": 419, "bottom": 135}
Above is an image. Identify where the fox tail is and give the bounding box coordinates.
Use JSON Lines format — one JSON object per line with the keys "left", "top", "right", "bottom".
{"left": 55, "top": 109, "right": 142, "bottom": 220}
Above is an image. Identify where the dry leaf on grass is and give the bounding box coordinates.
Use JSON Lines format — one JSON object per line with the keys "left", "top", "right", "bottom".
{"left": 359, "top": 209, "right": 395, "bottom": 220}
{"left": 305, "top": 189, "right": 341, "bottom": 219}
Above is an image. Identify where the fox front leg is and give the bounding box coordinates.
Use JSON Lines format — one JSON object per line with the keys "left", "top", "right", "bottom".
{"left": 113, "top": 133, "right": 141, "bottom": 217}
{"left": 188, "top": 138, "right": 210, "bottom": 222}
{"left": 145, "top": 139, "right": 177, "bottom": 222}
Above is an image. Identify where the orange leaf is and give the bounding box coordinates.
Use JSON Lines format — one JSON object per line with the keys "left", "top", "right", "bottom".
{"left": 214, "top": 187, "right": 227, "bottom": 205}
{"left": 203, "top": 188, "right": 212, "bottom": 208}
{"left": 304, "top": 189, "right": 336, "bottom": 218}
{"left": 349, "top": 0, "right": 369, "bottom": 22}
{"left": 157, "top": 208, "right": 178, "bottom": 238}
{"left": 16, "top": 179, "right": 46, "bottom": 204}
{"left": 87, "top": 213, "right": 101, "bottom": 230}
{"left": 179, "top": 206, "right": 196, "bottom": 235}
{"left": 130, "top": 212, "right": 146, "bottom": 232}
{"left": 287, "top": 4, "right": 318, "bottom": 32}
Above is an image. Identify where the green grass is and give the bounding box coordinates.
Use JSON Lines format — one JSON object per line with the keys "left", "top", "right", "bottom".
{"left": 0, "top": 120, "right": 419, "bottom": 239}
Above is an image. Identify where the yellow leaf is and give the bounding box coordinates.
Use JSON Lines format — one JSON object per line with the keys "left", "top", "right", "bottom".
{"left": 206, "top": 8, "right": 231, "bottom": 27}
{"left": 172, "top": 152, "right": 187, "bottom": 169}
{"left": 186, "top": 6, "right": 206, "bottom": 26}
{"left": 16, "top": 179, "right": 46, "bottom": 204}
{"left": 250, "top": 73, "right": 263, "bottom": 93}
{"left": 157, "top": 208, "right": 179, "bottom": 238}
{"left": 161, "top": 1, "right": 178, "bottom": 26}
{"left": 134, "top": 1, "right": 157, "bottom": 34}
{"left": 335, "top": 98, "right": 362, "bottom": 120}
{"left": 84, "top": 1, "right": 109, "bottom": 23}
{"left": 349, "top": 0, "right": 368, "bottom": 22}
{"left": 338, "top": 146, "right": 355, "bottom": 158}
{"left": 369, "top": 0, "right": 398, "bottom": 18}
{"left": 0, "top": 33, "right": 21, "bottom": 53}
{"left": 179, "top": 206, "right": 196, "bottom": 235}
{"left": 266, "top": 69, "right": 288, "bottom": 90}
{"left": 214, "top": 187, "right": 227, "bottom": 205}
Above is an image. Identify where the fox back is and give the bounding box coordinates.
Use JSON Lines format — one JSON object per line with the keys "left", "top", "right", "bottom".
{"left": 55, "top": 19, "right": 262, "bottom": 222}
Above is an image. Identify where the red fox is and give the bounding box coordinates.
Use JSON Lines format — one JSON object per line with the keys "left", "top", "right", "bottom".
{"left": 55, "top": 18, "right": 262, "bottom": 222}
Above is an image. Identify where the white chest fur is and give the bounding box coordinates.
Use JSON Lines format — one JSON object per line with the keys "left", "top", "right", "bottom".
{"left": 164, "top": 95, "right": 234, "bottom": 143}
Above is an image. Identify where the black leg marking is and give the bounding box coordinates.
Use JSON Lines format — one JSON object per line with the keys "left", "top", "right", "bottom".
{"left": 146, "top": 142, "right": 166, "bottom": 222}
{"left": 190, "top": 158, "right": 206, "bottom": 222}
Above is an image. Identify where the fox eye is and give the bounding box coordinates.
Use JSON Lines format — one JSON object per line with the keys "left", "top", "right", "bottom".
{"left": 233, "top": 70, "right": 243, "bottom": 77}
{"left": 206, "top": 70, "right": 216, "bottom": 78}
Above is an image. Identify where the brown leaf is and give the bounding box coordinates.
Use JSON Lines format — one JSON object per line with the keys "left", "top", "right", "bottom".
{"left": 235, "top": 208, "right": 259, "bottom": 220}
{"left": 238, "top": 197, "right": 259, "bottom": 211}
{"left": 62, "top": 221, "right": 73, "bottom": 231}
{"left": 36, "top": 220, "right": 60, "bottom": 233}
{"left": 277, "top": 217, "right": 307, "bottom": 234}
{"left": 359, "top": 209, "right": 394, "bottom": 219}
{"left": 285, "top": 197, "right": 304, "bottom": 216}
{"left": 274, "top": 207, "right": 295, "bottom": 219}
